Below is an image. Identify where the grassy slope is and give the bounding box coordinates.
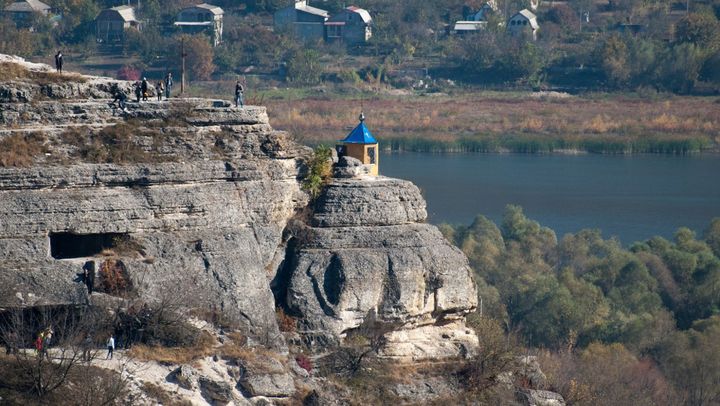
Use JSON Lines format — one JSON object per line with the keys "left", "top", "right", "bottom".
{"left": 262, "top": 91, "right": 720, "bottom": 154}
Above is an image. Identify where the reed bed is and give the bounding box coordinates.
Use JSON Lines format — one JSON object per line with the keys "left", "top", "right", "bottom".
{"left": 265, "top": 93, "right": 720, "bottom": 154}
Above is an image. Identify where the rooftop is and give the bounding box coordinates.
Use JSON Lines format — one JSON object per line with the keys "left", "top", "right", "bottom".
{"left": 188, "top": 3, "right": 224, "bottom": 15}
{"left": 342, "top": 113, "right": 377, "bottom": 144}
{"left": 346, "top": 6, "right": 372, "bottom": 24}
{"left": 4, "top": 0, "right": 50, "bottom": 13}
{"left": 98, "top": 5, "right": 138, "bottom": 22}
{"left": 295, "top": 1, "right": 329, "bottom": 18}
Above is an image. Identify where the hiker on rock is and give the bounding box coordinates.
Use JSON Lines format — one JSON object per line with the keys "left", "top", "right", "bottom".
{"left": 156, "top": 81, "right": 164, "bottom": 101}
{"left": 82, "top": 260, "right": 96, "bottom": 295}
{"left": 134, "top": 81, "right": 142, "bottom": 102}
{"left": 106, "top": 335, "right": 115, "bottom": 360}
{"left": 164, "top": 73, "right": 173, "bottom": 99}
{"left": 82, "top": 334, "right": 93, "bottom": 361}
{"left": 55, "top": 51, "right": 63, "bottom": 73}
{"left": 34, "top": 334, "right": 43, "bottom": 356}
{"left": 235, "top": 80, "right": 244, "bottom": 108}
{"left": 141, "top": 78, "right": 149, "bottom": 101}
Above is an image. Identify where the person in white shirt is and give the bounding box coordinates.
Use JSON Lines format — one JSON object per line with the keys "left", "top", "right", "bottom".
{"left": 106, "top": 335, "right": 115, "bottom": 360}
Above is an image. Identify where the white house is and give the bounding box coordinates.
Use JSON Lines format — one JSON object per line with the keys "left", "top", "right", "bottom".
{"left": 3, "top": 0, "right": 51, "bottom": 28}
{"left": 274, "top": 1, "right": 329, "bottom": 42}
{"left": 325, "top": 5, "right": 373, "bottom": 44}
{"left": 507, "top": 9, "right": 538, "bottom": 40}
{"left": 174, "top": 3, "right": 224, "bottom": 47}
{"left": 95, "top": 5, "right": 140, "bottom": 44}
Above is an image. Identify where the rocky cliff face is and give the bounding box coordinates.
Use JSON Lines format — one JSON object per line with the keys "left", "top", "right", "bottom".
{"left": 0, "top": 54, "right": 478, "bottom": 358}
{"left": 282, "top": 178, "right": 479, "bottom": 359}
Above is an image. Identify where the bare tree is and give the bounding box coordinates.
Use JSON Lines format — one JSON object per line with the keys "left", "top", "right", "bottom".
{"left": 0, "top": 305, "right": 108, "bottom": 398}
{"left": 319, "top": 310, "right": 401, "bottom": 377}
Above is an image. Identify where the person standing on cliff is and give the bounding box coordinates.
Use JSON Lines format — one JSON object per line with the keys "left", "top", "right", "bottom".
{"left": 164, "top": 73, "right": 173, "bottom": 99}
{"left": 54, "top": 51, "right": 63, "bottom": 73}
{"left": 106, "top": 335, "right": 115, "bottom": 360}
{"left": 141, "top": 78, "right": 149, "bottom": 101}
{"left": 235, "top": 80, "right": 244, "bottom": 108}
{"left": 134, "top": 81, "right": 142, "bottom": 103}
{"left": 82, "top": 260, "right": 95, "bottom": 295}
{"left": 155, "top": 81, "right": 164, "bottom": 101}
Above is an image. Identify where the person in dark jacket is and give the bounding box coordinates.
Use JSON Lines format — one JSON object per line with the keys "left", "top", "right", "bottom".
{"left": 82, "top": 260, "right": 95, "bottom": 295}
{"left": 164, "top": 73, "right": 173, "bottom": 99}
{"left": 234, "top": 80, "right": 244, "bottom": 108}
{"left": 134, "top": 81, "right": 142, "bottom": 102}
{"left": 55, "top": 51, "right": 63, "bottom": 73}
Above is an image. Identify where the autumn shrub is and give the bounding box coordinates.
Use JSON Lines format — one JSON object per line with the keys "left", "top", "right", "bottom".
{"left": 117, "top": 64, "right": 141, "bottom": 81}
{"left": 276, "top": 308, "right": 297, "bottom": 333}
{"left": 295, "top": 354, "right": 313, "bottom": 373}
{"left": 0, "top": 132, "right": 47, "bottom": 167}
{"left": 98, "top": 258, "right": 131, "bottom": 296}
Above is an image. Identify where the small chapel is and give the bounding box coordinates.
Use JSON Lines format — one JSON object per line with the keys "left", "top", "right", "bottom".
{"left": 336, "top": 112, "right": 379, "bottom": 176}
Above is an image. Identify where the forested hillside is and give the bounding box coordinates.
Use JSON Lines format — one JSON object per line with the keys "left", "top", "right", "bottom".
{"left": 1, "top": 0, "right": 720, "bottom": 92}
{"left": 441, "top": 206, "right": 720, "bottom": 405}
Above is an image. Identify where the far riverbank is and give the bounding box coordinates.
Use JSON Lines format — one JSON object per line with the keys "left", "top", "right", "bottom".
{"left": 266, "top": 91, "right": 720, "bottom": 155}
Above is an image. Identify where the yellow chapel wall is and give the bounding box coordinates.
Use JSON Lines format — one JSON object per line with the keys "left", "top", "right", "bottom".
{"left": 345, "top": 143, "right": 379, "bottom": 176}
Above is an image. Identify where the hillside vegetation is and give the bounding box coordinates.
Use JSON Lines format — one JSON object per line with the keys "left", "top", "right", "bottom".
{"left": 2, "top": 0, "right": 719, "bottom": 92}
{"left": 441, "top": 206, "right": 720, "bottom": 405}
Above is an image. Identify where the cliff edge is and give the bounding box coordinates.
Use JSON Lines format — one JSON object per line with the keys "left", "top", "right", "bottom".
{"left": 0, "top": 54, "right": 478, "bottom": 359}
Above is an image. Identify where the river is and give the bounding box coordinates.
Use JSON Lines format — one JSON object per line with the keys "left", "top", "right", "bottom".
{"left": 380, "top": 152, "right": 720, "bottom": 245}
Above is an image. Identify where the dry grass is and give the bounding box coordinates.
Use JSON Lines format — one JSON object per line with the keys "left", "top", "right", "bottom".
{"left": 0, "top": 62, "right": 88, "bottom": 83}
{"left": 0, "top": 132, "right": 48, "bottom": 167}
{"left": 142, "top": 382, "right": 193, "bottom": 406}
{"left": 265, "top": 93, "right": 720, "bottom": 152}
{"left": 128, "top": 331, "right": 216, "bottom": 364}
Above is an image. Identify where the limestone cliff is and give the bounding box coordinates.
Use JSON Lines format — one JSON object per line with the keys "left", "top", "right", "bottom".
{"left": 0, "top": 54, "right": 478, "bottom": 358}
{"left": 282, "top": 178, "right": 479, "bottom": 359}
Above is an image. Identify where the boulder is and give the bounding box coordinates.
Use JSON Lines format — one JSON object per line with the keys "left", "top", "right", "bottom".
{"left": 333, "top": 156, "right": 371, "bottom": 178}
{"left": 234, "top": 355, "right": 294, "bottom": 398}
{"left": 172, "top": 364, "right": 199, "bottom": 390}
{"left": 238, "top": 373, "right": 295, "bottom": 398}
{"left": 517, "top": 389, "right": 566, "bottom": 406}
{"left": 199, "top": 376, "right": 236, "bottom": 405}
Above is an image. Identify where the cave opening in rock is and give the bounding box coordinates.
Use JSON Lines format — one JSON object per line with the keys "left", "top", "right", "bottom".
{"left": 49, "top": 232, "right": 127, "bottom": 259}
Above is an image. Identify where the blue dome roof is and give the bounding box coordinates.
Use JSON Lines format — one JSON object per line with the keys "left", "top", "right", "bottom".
{"left": 342, "top": 120, "right": 377, "bottom": 144}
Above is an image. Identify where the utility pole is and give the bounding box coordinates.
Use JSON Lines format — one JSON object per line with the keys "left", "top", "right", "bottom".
{"left": 181, "top": 37, "right": 186, "bottom": 95}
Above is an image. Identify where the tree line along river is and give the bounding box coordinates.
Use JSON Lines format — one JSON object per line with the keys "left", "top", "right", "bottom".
{"left": 379, "top": 152, "right": 720, "bottom": 245}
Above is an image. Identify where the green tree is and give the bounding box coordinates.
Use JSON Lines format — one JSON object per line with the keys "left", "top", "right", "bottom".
{"left": 675, "top": 13, "right": 720, "bottom": 53}
{"left": 598, "top": 34, "right": 631, "bottom": 87}
{"left": 285, "top": 49, "right": 323, "bottom": 85}
{"left": 302, "top": 145, "right": 332, "bottom": 199}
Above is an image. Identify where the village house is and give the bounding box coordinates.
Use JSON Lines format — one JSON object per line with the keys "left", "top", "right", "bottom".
{"left": 449, "top": 20, "right": 487, "bottom": 35}
{"left": 3, "top": 0, "right": 51, "bottom": 28}
{"left": 95, "top": 5, "right": 140, "bottom": 45}
{"left": 466, "top": 1, "right": 497, "bottom": 21}
{"left": 507, "top": 9, "right": 538, "bottom": 40}
{"left": 273, "top": 1, "right": 329, "bottom": 42}
{"left": 324, "top": 6, "right": 373, "bottom": 44}
{"left": 174, "top": 3, "right": 224, "bottom": 47}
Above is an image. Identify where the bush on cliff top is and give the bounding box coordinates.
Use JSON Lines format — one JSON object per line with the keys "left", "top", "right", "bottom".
{"left": 302, "top": 145, "right": 332, "bottom": 199}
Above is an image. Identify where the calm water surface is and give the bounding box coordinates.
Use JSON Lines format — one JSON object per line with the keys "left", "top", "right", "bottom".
{"left": 380, "top": 152, "right": 720, "bottom": 245}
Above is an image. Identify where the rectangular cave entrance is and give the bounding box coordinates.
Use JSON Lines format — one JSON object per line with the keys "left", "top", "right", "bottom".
{"left": 50, "top": 232, "right": 127, "bottom": 259}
